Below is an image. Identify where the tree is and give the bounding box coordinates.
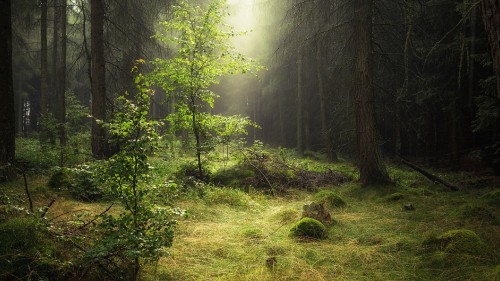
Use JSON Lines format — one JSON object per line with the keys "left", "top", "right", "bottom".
{"left": 91, "top": 0, "right": 107, "bottom": 159}
{"left": 151, "top": 0, "right": 259, "bottom": 178}
{"left": 40, "top": 0, "right": 49, "bottom": 126}
{"left": 352, "top": 0, "right": 391, "bottom": 185}
{"left": 480, "top": 0, "right": 500, "bottom": 98}
{"left": 0, "top": 0, "right": 14, "bottom": 164}
{"left": 56, "top": 0, "right": 67, "bottom": 148}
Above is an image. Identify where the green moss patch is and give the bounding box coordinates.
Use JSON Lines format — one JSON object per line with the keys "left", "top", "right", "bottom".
{"left": 290, "top": 217, "right": 326, "bottom": 239}
{"left": 424, "top": 229, "right": 487, "bottom": 256}
{"left": 313, "top": 190, "right": 346, "bottom": 208}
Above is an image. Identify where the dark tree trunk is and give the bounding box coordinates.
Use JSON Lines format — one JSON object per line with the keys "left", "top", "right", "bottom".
{"left": 57, "top": 0, "right": 67, "bottom": 148}
{"left": 91, "top": 0, "right": 107, "bottom": 159}
{"left": 296, "top": 49, "right": 304, "bottom": 154}
{"left": 480, "top": 0, "right": 500, "bottom": 98}
{"left": 0, "top": 0, "right": 14, "bottom": 164}
{"left": 352, "top": 0, "right": 390, "bottom": 185}
{"left": 40, "top": 0, "right": 48, "bottom": 122}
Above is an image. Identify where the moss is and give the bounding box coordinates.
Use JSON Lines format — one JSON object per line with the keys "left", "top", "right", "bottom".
{"left": 486, "top": 264, "right": 500, "bottom": 281}
{"left": 290, "top": 218, "right": 326, "bottom": 239}
{"left": 275, "top": 208, "right": 300, "bottom": 224}
{"left": 482, "top": 189, "right": 500, "bottom": 206}
{"left": 313, "top": 190, "right": 346, "bottom": 208}
{"left": 435, "top": 229, "right": 487, "bottom": 255}
{"left": 385, "top": 192, "right": 405, "bottom": 202}
{"left": 204, "top": 187, "right": 250, "bottom": 207}
{"left": 459, "top": 204, "right": 497, "bottom": 223}
{"left": 239, "top": 227, "right": 263, "bottom": 240}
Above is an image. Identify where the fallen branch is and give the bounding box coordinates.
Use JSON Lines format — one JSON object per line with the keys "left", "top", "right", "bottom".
{"left": 400, "top": 158, "right": 459, "bottom": 191}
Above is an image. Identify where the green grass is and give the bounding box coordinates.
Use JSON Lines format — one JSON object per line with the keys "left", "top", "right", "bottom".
{"left": 1, "top": 150, "right": 499, "bottom": 280}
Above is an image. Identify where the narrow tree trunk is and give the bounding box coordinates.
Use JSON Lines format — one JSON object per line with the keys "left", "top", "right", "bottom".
{"left": 91, "top": 0, "right": 107, "bottom": 159}
{"left": 0, "top": 0, "right": 14, "bottom": 164}
{"left": 58, "top": 0, "right": 67, "bottom": 148}
{"left": 296, "top": 49, "right": 304, "bottom": 154}
{"left": 352, "top": 0, "right": 390, "bottom": 185}
{"left": 480, "top": 0, "right": 500, "bottom": 98}
{"left": 317, "top": 42, "right": 338, "bottom": 161}
{"left": 40, "top": 0, "right": 49, "bottom": 123}
{"left": 52, "top": 0, "right": 59, "bottom": 117}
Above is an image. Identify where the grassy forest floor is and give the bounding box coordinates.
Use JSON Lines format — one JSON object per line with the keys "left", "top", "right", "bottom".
{"left": 1, "top": 143, "right": 500, "bottom": 280}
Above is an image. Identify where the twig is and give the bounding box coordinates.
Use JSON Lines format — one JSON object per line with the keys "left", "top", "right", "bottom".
{"left": 41, "top": 199, "right": 56, "bottom": 218}
{"left": 78, "top": 203, "right": 114, "bottom": 230}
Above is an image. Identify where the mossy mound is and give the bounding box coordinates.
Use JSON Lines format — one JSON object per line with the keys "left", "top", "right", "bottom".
{"left": 385, "top": 192, "right": 405, "bottom": 202}
{"left": 459, "top": 205, "right": 497, "bottom": 224}
{"left": 424, "top": 229, "right": 487, "bottom": 256}
{"left": 275, "top": 208, "right": 300, "bottom": 224}
{"left": 482, "top": 189, "right": 500, "bottom": 206}
{"left": 290, "top": 218, "right": 326, "bottom": 239}
{"left": 313, "top": 190, "right": 346, "bottom": 208}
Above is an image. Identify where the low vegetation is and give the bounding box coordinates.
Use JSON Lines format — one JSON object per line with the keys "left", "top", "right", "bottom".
{"left": 1, "top": 140, "right": 499, "bottom": 280}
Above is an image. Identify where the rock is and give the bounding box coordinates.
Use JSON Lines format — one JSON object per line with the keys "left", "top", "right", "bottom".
{"left": 302, "top": 201, "right": 333, "bottom": 225}
{"left": 266, "top": 256, "right": 277, "bottom": 270}
{"left": 404, "top": 203, "right": 415, "bottom": 211}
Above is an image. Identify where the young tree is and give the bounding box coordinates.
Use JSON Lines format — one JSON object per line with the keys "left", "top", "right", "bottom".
{"left": 91, "top": 0, "right": 107, "bottom": 159}
{"left": 352, "top": 0, "right": 391, "bottom": 185}
{"left": 0, "top": 0, "right": 14, "bottom": 164}
{"left": 151, "top": 0, "right": 259, "bottom": 178}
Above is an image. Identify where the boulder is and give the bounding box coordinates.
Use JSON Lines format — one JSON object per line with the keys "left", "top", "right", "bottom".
{"left": 302, "top": 201, "right": 333, "bottom": 225}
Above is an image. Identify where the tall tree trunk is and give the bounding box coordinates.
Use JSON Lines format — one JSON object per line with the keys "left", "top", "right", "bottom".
{"left": 0, "top": 0, "right": 14, "bottom": 164}
{"left": 57, "top": 0, "right": 67, "bottom": 148}
{"left": 52, "top": 0, "right": 59, "bottom": 117}
{"left": 296, "top": 49, "right": 304, "bottom": 154}
{"left": 317, "top": 42, "right": 338, "bottom": 161}
{"left": 480, "top": 0, "right": 500, "bottom": 98}
{"left": 352, "top": 0, "right": 390, "bottom": 185}
{"left": 40, "top": 0, "right": 49, "bottom": 124}
{"left": 91, "top": 0, "right": 107, "bottom": 159}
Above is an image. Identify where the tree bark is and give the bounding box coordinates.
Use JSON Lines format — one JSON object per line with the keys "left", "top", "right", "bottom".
{"left": 40, "top": 0, "right": 49, "bottom": 121}
{"left": 480, "top": 0, "right": 500, "bottom": 98}
{"left": 57, "top": 0, "right": 67, "bottom": 148}
{"left": 296, "top": 49, "right": 304, "bottom": 154}
{"left": 0, "top": 0, "right": 14, "bottom": 164}
{"left": 352, "top": 0, "right": 390, "bottom": 185}
{"left": 91, "top": 0, "right": 107, "bottom": 159}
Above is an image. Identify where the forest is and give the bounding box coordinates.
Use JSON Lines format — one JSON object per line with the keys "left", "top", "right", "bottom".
{"left": 0, "top": 0, "right": 499, "bottom": 280}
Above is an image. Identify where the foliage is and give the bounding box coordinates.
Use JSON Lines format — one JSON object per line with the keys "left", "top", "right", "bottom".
{"left": 151, "top": 0, "right": 261, "bottom": 177}
{"left": 290, "top": 217, "right": 326, "bottom": 239}
{"left": 0, "top": 216, "right": 60, "bottom": 280}
{"left": 67, "top": 164, "right": 106, "bottom": 201}
{"left": 16, "top": 138, "right": 59, "bottom": 169}
{"left": 91, "top": 64, "right": 179, "bottom": 279}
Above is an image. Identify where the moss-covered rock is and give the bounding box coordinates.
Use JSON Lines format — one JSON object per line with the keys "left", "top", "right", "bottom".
{"left": 290, "top": 218, "right": 326, "bottom": 239}
{"left": 313, "top": 190, "right": 346, "bottom": 208}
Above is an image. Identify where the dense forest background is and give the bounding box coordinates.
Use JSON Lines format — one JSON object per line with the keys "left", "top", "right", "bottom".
{"left": 1, "top": 0, "right": 499, "bottom": 174}
{"left": 0, "top": 0, "right": 500, "bottom": 280}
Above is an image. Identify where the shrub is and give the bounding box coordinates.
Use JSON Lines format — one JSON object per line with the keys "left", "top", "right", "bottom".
{"left": 47, "top": 168, "right": 72, "bottom": 190}
{"left": 313, "top": 190, "right": 346, "bottom": 208}
{"left": 290, "top": 218, "right": 326, "bottom": 239}
{"left": 68, "top": 164, "right": 105, "bottom": 202}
